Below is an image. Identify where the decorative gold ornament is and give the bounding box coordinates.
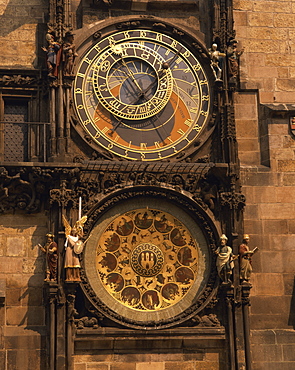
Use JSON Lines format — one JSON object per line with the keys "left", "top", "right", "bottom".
{"left": 95, "top": 208, "right": 199, "bottom": 311}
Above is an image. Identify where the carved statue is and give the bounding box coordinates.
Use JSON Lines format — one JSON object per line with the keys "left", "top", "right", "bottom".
{"left": 215, "top": 234, "right": 236, "bottom": 283}
{"left": 42, "top": 33, "right": 61, "bottom": 78}
{"left": 62, "top": 32, "right": 78, "bottom": 76}
{"left": 191, "top": 314, "right": 221, "bottom": 327}
{"left": 62, "top": 215, "right": 87, "bottom": 282}
{"left": 38, "top": 233, "right": 58, "bottom": 281}
{"left": 75, "top": 316, "right": 99, "bottom": 329}
{"left": 227, "top": 39, "right": 244, "bottom": 84}
{"left": 209, "top": 43, "right": 225, "bottom": 81}
{"left": 239, "top": 234, "right": 258, "bottom": 282}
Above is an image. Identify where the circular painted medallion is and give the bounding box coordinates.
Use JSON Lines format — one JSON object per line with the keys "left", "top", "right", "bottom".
{"left": 95, "top": 208, "right": 199, "bottom": 312}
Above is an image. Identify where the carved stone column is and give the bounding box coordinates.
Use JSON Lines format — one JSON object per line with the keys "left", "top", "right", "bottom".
{"left": 241, "top": 282, "right": 252, "bottom": 370}
{"left": 44, "top": 282, "right": 59, "bottom": 370}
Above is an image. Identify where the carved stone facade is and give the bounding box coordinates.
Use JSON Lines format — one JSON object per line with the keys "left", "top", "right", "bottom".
{"left": 0, "top": 1, "right": 294, "bottom": 370}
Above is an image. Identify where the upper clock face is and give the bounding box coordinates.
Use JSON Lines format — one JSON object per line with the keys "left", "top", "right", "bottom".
{"left": 74, "top": 28, "right": 211, "bottom": 161}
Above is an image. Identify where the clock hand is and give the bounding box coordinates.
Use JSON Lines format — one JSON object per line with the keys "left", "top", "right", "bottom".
{"left": 129, "top": 50, "right": 182, "bottom": 106}
{"left": 119, "top": 58, "right": 144, "bottom": 94}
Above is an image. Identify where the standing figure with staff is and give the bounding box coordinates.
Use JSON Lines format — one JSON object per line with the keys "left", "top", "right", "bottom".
{"left": 63, "top": 215, "right": 87, "bottom": 281}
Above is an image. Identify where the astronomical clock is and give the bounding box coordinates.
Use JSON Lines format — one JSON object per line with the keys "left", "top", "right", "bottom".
{"left": 72, "top": 18, "right": 214, "bottom": 162}
{"left": 69, "top": 17, "right": 220, "bottom": 330}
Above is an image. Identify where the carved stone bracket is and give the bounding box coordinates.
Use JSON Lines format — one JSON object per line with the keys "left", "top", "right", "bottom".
{"left": 50, "top": 179, "right": 76, "bottom": 208}
{"left": 76, "top": 161, "right": 214, "bottom": 214}
{"left": 0, "top": 73, "right": 39, "bottom": 88}
{"left": 219, "top": 191, "right": 246, "bottom": 211}
{"left": 0, "top": 166, "right": 52, "bottom": 214}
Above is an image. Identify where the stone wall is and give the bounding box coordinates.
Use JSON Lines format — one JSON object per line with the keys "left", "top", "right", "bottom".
{"left": 0, "top": 214, "right": 48, "bottom": 369}
{"left": 234, "top": 0, "right": 295, "bottom": 369}
{"left": 0, "top": 0, "right": 47, "bottom": 68}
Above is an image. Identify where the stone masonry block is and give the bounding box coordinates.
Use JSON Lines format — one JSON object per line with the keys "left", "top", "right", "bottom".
{"left": 253, "top": 186, "right": 278, "bottom": 203}
{"left": 241, "top": 171, "right": 277, "bottom": 187}
{"left": 235, "top": 104, "right": 258, "bottom": 120}
{"left": 248, "top": 27, "right": 288, "bottom": 40}
{"left": 7, "top": 237, "right": 26, "bottom": 257}
{"left": 86, "top": 364, "right": 108, "bottom": 370}
{"left": 74, "top": 364, "right": 87, "bottom": 370}
{"left": 244, "top": 219, "right": 263, "bottom": 235}
{"left": 268, "top": 234, "right": 295, "bottom": 251}
{"left": 276, "top": 330, "right": 295, "bottom": 344}
{"left": 266, "top": 54, "right": 295, "bottom": 68}
{"left": 110, "top": 364, "right": 136, "bottom": 370}
{"left": 5, "top": 334, "right": 43, "bottom": 350}
{"left": 7, "top": 349, "right": 46, "bottom": 370}
{"left": 288, "top": 220, "right": 295, "bottom": 233}
{"left": 282, "top": 345, "right": 295, "bottom": 361}
{"left": 274, "top": 92, "right": 295, "bottom": 103}
{"left": 234, "top": 92, "right": 257, "bottom": 104}
{"left": 260, "top": 251, "right": 283, "bottom": 273}
{"left": 236, "top": 119, "right": 258, "bottom": 141}
{"left": 238, "top": 138, "right": 259, "bottom": 151}
{"left": 276, "top": 79, "right": 295, "bottom": 91}
{"left": 232, "top": 10, "right": 247, "bottom": 26}
{"left": 282, "top": 251, "right": 295, "bottom": 273}
{"left": 259, "top": 203, "right": 294, "bottom": 219}
{"left": 6, "top": 288, "right": 21, "bottom": 306}
{"left": 251, "top": 296, "right": 289, "bottom": 315}
{"left": 248, "top": 13, "right": 274, "bottom": 27}
{"left": 262, "top": 220, "right": 288, "bottom": 235}
{"left": 137, "top": 362, "right": 165, "bottom": 370}
{"left": 249, "top": 66, "right": 278, "bottom": 79}
{"left": 0, "top": 258, "right": 22, "bottom": 274}
{"left": 239, "top": 151, "right": 260, "bottom": 166}
{"left": 251, "top": 273, "right": 284, "bottom": 295}
{"left": 282, "top": 173, "right": 295, "bottom": 186}
{"left": 233, "top": 0, "right": 253, "bottom": 11}
{"left": 250, "top": 330, "right": 276, "bottom": 345}
{"left": 164, "top": 363, "right": 195, "bottom": 370}
{"left": 250, "top": 313, "right": 290, "bottom": 330}
{"left": 252, "top": 344, "right": 283, "bottom": 361}
{"left": 254, "top": 1, "right": 291, "bottom": 13}
{"left": 270, "top": 148, "right": 295, "bottom": 161}
{"left": 6, "top": 306, "right": 44, "bottom": 326}
{"left": 274, "top": 13, "right": 295, "bottom": 28}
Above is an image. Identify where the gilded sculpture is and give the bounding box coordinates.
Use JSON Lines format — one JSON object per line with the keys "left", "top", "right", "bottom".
{"left": 62, "top": 215, "right": 87, "bottom": 282}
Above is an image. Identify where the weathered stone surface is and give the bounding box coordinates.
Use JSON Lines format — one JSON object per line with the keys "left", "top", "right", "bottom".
{"left": 276, "top": 79, "right": 295, "bottom": 91}
{"left": 0, "top": 258, "right": 22, "bottom": 274}
{"left": 164, "top": 363, "right": 195, "bottom": 370}
{"left": 259, "top": 203, "right": 295, "bottom": 220}
{"left": 237, "top": 138, "right": 259, "bottom": 151}
{"left": 233, "top": 0, "right": 253, "bottom": 11}
{"left": 110, "top": 364, "right": 136, "bottom": 370}
{"left": 6, "top": 237, "right": 26, "bottom": 257}
{"left": 7, "top": 349, "right": 46, "bottom": 370}
{"left": 250, "top": 314, "right": 291, "bottom": 330}
{"left": 137, "top": 362, "right": 165, "bottom": 370}
{"left": 6, "top": 306, "right": 44, "bottom": 326}
{"left": 74, "top": 364, "right": 87, "bottom": 370}
{"left": 278, "top": 160, "right": 295, "bottom": 172}
{"left": 251, "top": 273, "right": 284, "bottom": 295}
{"left": 250, "top": 330, "right": 276, "bottom": 345}
{"left": 251, "top": 296, "right": 289, "bottom": 315}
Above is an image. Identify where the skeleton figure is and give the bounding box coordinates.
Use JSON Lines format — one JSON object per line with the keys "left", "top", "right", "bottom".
{"left": 63, "top": 215, "right": 87, "bottom": 281}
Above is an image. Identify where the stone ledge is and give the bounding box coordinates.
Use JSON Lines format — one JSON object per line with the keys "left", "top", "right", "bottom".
{"left": 75, "top": 327, "right": 225, "bottom": 352}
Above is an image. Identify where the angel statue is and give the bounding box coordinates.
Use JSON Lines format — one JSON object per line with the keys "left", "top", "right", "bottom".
{"left": 62, "top": 214, "right": 87, "bottom": 282}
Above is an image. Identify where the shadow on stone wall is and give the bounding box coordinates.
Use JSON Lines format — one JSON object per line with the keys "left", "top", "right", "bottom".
{"left": 19, "top": 258, "right": 45, "bottom": 334}
{"left": 288, "top": 276, "right": 295, "bottom": 329}
{"left": 18, "top": 239, "right": 45, "bottom": 334}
